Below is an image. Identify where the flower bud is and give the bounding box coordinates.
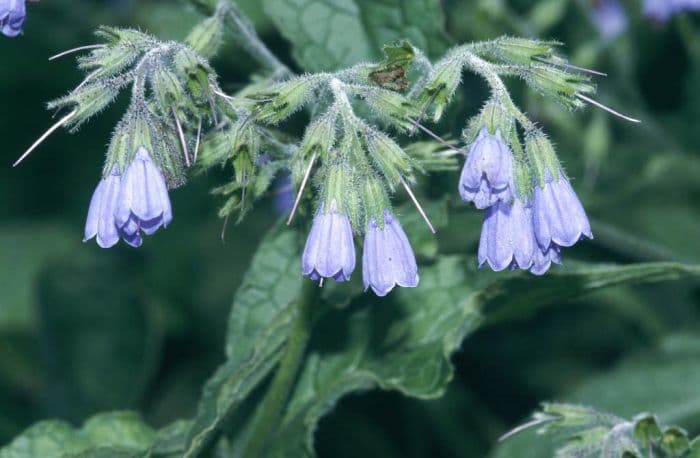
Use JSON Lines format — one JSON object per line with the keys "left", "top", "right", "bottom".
{"left": 363, "top": 88, "right": 420, "bottom": 132}
{"left": 78, "top": 44, "right": 143, "bottom": 79}
{"left": 174, "top": 48, "right": 213, "bottom": 108}
{"left": 299, "top": 111, "right": 337, "bottom": 161}
{"left": 491, "top": 37, "right": 558, "bottom": 65}
{"left": 48, "top": 79, "right": 123, "bottom": 130}
{"left": 364, "top": 130, "right": 411, "bottom": 189}
{"left": 185, "top": 15, "right": 225, "bottom": 58}
{"left": 253, "top": 77, "right": 318, "bottom": 124}
{"left": 525, "top": 65, "right": 595, "bottom": 109}
{"left": 230, "top": 119, "right": 260, "bottom": 185}
{"left": 361, "top": 175, "right": 391, "bottom": 229}
{"left": 151, "top": 66, "right": 185, "bottom": 115}
{"left": 419, "top": 55, "right": 463, "bottom": 123}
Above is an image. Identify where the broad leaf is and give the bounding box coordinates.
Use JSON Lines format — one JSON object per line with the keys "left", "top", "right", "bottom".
{"left": 0, "top": 412, "right": 154, "bottom": 458}
{"left": 262, "top": 0, "right": 447, "bottom": 71}
{"left": 262, "top": 260, "right": 700, "bottom": 457}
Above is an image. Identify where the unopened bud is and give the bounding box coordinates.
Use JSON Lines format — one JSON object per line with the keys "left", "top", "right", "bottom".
{"left": 419, "top": 55, "right": 463, "bottom": 123}
{"left": 364, "top": 130, "right": 411, "bottom": 189}
{"left": 299, "top": 111, "right": 337, "bottom": 160}
{"left": 491, "top": 37, "right": 558, "bottom": 65}
{"left": 186, "top": 15, "right": 225, "bottom": 58}
{"left": 253, "top": 77, "right": 318, "bottom": 124}
{"left": 363, "top": 88, "right": 420, "bottom": 132}
{"left": 525, "top": 65, "right": 595, "bottom": 109}
{"left": 525, "top": 130, "right": 560, "bottom": 186}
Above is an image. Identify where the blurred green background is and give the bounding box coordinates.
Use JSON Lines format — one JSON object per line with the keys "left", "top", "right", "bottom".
{"left": 1, "top": 0, "right": 699, "bottom": 456}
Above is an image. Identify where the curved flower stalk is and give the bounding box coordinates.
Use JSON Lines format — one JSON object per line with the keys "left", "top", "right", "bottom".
{"left": 363, "top": 211, "right": 419, "bottom": 296}
{"left": 0, "top": 0, "right": 26, "bottom": 37}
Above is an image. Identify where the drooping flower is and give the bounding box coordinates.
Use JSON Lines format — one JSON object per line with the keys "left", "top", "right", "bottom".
{"left": 114, "top": 146, "right": 173, "bottom": 246}
{"left": 362, "top": 211, "right": 419, "bottom": 296}
{"left": 302, "top": 200, "right": 356, "bottom": 281}
{"left": 84, "top": 146, "right": 172, "bottom": 248}
{"left": 478, "top": 199, "right": 537, "bottom": 272}
{"left": 530, "top": 244, "right": 561, "bottom": 276}
{"left": 459, "top": 128, "right": 514, "bottom": 209}
{"left": 84, "top": 167, "right": 122, "bottom": 248}
{"left": 591, "top": 0, "right": 628, "bottom": 39}
{"left": 0, "top": 0, "right": 26, "bottom": 37}
{"left": 478, "top": 198, "right": 563, "bottom": 276}
{"left": 533, "top": 171, "right": 592, "bottom": 250}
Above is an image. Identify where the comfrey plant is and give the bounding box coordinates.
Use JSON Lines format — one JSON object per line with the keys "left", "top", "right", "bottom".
{"left": 4, "top": 2, "right": 668, "bottom": 458}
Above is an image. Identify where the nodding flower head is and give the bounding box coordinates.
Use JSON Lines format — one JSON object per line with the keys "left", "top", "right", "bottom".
{"left": 478, "top": 198, "right": 537, "bottom": 273}
{"left": 533, "top": 170, "right": 592, "bottom": 250}
{"left": 459, "top": 128, "right": 514, "bottom": 209}
{"left": 478, "top": 198, "right": 563, "bottom": 276}
{"left": 84, "top": 147, "right": 172, "bottom": 248}
{"left": 0, "top": 0, "right": 26, "bottom": 37}
{"left": 362, "top": 211, "right": 419, "bottom": 297}
{"left": 302, "top": 200, "right": 356, "bottom": 282}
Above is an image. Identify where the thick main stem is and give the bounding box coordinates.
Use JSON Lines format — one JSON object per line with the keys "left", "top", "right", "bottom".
{"left": 242, "top": 280, "right": 319, "bottom": 458}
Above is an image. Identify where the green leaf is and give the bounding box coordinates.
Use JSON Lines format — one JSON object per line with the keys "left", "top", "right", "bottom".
{"left": 263, "top": 260, "right": 700, "bottom": 457}
{"left": 183, "top": 224, "right": 304, "bottom": 457}
{"left": 0, "top": 412, "right": 154, "bottom": 458}
{"left": 262, "top": 0, "right": 447, "bottom": 71}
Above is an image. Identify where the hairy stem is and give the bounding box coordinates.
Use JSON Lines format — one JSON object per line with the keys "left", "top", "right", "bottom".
{"left": 189, "top": 0, "right": 291, "bottom": 77}
{"left": 460, "top": 48, "right": 537, "bottom": 132}
{"left": 241, "top": 280, "right": 319, "bottom": 458}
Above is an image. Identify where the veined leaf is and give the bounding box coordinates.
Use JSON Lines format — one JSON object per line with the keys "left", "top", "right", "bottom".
{"left": 0, "top": 412, "right": 154, "bottom": 458}
{"left": 261, "top": 260, "right": 700, "bottom": 457}
{"left": 262, "top": 0, "right": 447, "bottom": 72}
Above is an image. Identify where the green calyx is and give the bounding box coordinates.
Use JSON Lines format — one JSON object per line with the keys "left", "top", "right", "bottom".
{"left": 525, "top": 130, "right": 561, "bottom": 187}
{"left": 490, "top": 37, "right": 559, "bottom": 65}
{"left": 361, "top": 175, "right": 391, "bottom": 230}
{"left": 525, "top": 65, "right": 595, "bottom": 110}
{"left": 362, "top": 130, "right": 412, "bottom": 190}
{"left": 419, "top": 53, "right": 464, "bottom": 123}
{"left": 253, "top": 77, "right": 319, "bottom": 124}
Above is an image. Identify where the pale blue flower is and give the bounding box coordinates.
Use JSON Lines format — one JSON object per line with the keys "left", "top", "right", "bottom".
{"left": 478, "top": 199, "right": 537, "bottom": 272}
{"left": 0, "top": 0, "right": 26, "bottom": 37}
{"left": 362, "top": 212, "right": 419, "bottom": 296}
{"left": 302, "top": 201, "right": 356, "bottom": 281}
{"left": 459, "top": 128, "right": 514, "bottom": 209}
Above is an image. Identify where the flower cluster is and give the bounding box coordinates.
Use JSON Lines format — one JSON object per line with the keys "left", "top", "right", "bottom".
{"left": 84, "top": 147, "right": 172, "bottom": 248}
{"left": 302, "top": 201, "right": 418, "bottom": 297}
{"left": 17, "top": 26, "right": 225, "bottom": 248}
{"left": 0, "top": 0, "right": 26, "bottom": 37}
{"left": 459, "top": 124, "right": 592, "bottom": 275}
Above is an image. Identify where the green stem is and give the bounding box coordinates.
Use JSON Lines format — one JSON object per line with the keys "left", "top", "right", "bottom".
{"left": 460, "top": 48, "right": 537, "bottom": 132}
{"left": 241, "top": 280, "right": 319, "bottom": 458}
{"left": 190, "top": 0, "right": 292, "bottom": 78}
